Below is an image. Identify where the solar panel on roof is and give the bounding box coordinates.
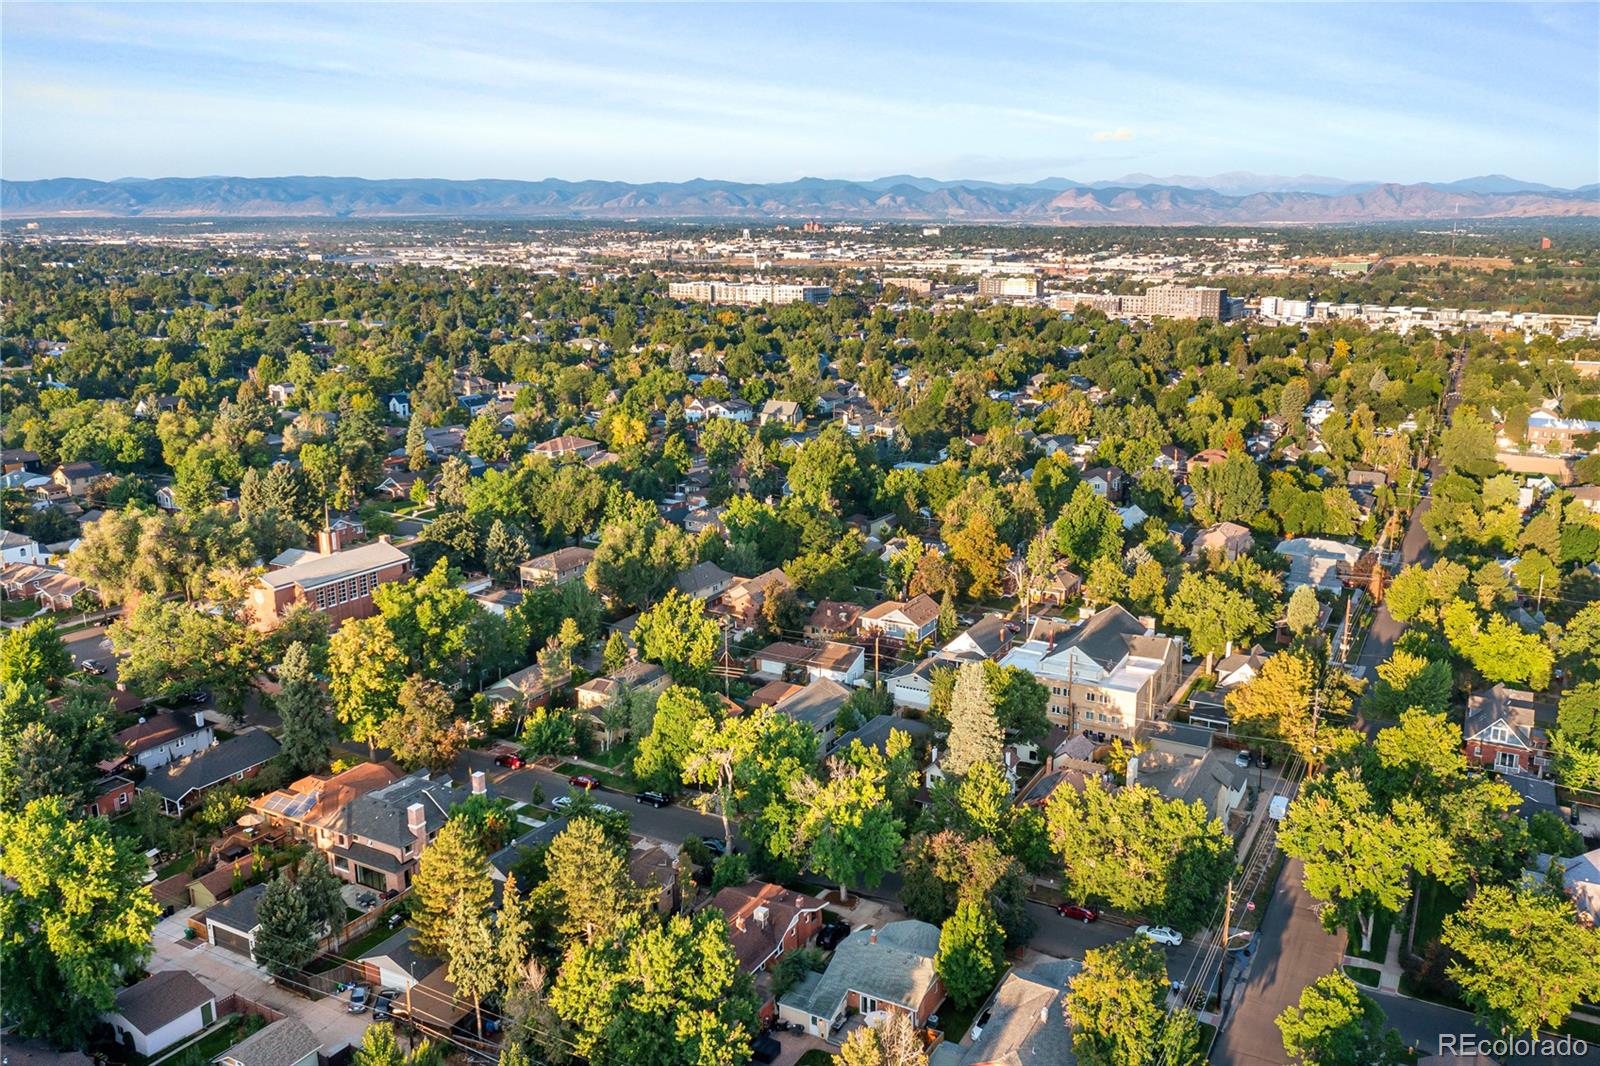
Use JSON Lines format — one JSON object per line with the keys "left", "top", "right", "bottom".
{"left": 282, "top": 791, "right": 319, "bottom": 819}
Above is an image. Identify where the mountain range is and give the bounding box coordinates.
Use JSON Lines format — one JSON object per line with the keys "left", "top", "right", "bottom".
{"left": 4, "top": 174, "right": 1596, "bottom": 224}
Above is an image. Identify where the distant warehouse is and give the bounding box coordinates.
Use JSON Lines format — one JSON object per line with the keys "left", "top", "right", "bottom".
{"left": 668, "top": 281, "right": 830, "bottom": 306}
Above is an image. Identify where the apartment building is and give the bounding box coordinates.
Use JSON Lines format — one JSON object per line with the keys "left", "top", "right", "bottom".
{"left": 1526, "top": 409, "right": 1600, "bottom": 453}
{"left": 978, "top": 274, "right": 1044, "bottom": 299}
{"left": 668, "top": 281, "right": 830, "bottom": 306}
{"left": 999, "top": 605, "right": 1185, "bottom": 738}
{"left": 519, "top": 546, "right": 595, "bottom": 588}
{"left": 249, "top": 534, "right": 411, "bottom": 629}
{"left": 1055, "top": 284, "right": 1230, "bottom": 321}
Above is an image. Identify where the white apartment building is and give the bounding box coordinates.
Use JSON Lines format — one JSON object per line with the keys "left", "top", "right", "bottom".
{"left": 668, "top": 281, "right": 831, "bottom": 306}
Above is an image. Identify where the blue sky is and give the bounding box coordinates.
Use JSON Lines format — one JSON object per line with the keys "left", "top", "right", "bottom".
{"left": 3, "top": 2, "right": 1597, "bottom": 186}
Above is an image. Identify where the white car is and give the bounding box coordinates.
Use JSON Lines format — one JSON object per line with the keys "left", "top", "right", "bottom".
{"left": 551, "top": 796, "right": 574, "bottom": 812}
{"left": 1136, "top": 925, "right": 1183, "bottom": 947}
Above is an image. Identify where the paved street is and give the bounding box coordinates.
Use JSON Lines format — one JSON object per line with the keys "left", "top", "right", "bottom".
{"left": 1210, "top": 859, "right": 1345, "bottom": 1066}
{"left": 64, "top": 623, "right": 119, "bottom": 685}
{"left": 1371, "top": 991, "right": 1600, "bottom": 1066}
{"left": 1024, "top": 901, "right": 1203, "bottom": 986}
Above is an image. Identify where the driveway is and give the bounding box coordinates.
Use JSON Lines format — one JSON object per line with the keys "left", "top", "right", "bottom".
{"left": 147, "top": 908, "right": 373, "bottom": 1056}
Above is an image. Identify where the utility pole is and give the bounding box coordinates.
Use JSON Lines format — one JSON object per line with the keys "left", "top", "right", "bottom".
{"left": 1214, "top": 878, "right": 1235, "bottom": 1006}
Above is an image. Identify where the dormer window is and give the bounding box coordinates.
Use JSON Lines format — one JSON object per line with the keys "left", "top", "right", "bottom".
{"left": 1487, "top": 723, "right": 1512, "bottom": 745}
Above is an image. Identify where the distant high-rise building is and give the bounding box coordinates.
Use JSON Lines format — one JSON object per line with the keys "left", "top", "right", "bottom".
{"left": 668, "top": 281, "right": 830, "bottom": 306}
{"left": 978, "top": 274, "right": 1044, "bottom": 299}
{"left": 1054, "top": 284, "right": 1231, "bottom": 321}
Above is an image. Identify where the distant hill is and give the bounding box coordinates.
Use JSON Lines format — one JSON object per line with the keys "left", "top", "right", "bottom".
{"left": 3, "top": 174, "right": 1596, "bottom": 223}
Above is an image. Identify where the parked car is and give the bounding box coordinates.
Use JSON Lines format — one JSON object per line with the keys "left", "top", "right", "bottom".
{"left": 636, "top": 790, "right": 670, "bottom": 808}
{"left": 702, "top": 837, "right": 729, "bottom": 857}
{"left": 594, "top": 803, "right": 617, "bottom": 815}
{"left": 750, "top": 1034, "right": 782, "bottom": 1064}
{"left": 570, "top": 774, "right": 600, "bottom": 790}
{"left": 494, "top": 753, "right": 525, "bottom": 769}
{"left": 178, "top": 688, "right": 212, "bottom": 706}
{"left": 1254, "top": 751, "right": 1273, "bottom": 769}
{"left": 373, "top": 990, "right": 395, "bottom": 1019}
{"left": 1057, "top": 903, "right": 1099, "bottom": 923}
{"left": 551, "top": 796, "right": 574, "bottom": 812}
{"left": 815, "top": 921, "right": 851, "bottom": 951}
{"left": 80, "top": 659, "right": 106, "bottom": 675}
{"left": 347, "top": 986, "right": 369, "bottom": 1014}
{"left": 1234, "top": 750, "right": 1252, "bottom": 768}
{"left": 1137, "top": 925, "right": 1184, "bottom": 947}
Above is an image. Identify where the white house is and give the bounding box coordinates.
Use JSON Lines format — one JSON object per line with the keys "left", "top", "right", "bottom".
{"left": 1275, "top": 537, "right": 1362, "bottom": 594}
{"left": 806, "top": 641, "right": 866, "bottom": 685}
{"left": 105, "top": 971, "right": 217, "bottom": 1058}
{"left": 0, "top": 529, "right": 43, "bottom": 566}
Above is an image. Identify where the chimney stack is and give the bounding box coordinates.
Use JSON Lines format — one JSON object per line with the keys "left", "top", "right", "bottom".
{"left": 869, "top": 928, "right": 878, "bottom": 945}
{"left": 406, "top": 802, "right": 427, "bottom": 849}
{"left": 317, "top": 526, "right": 343, "bottom": 556}
{"left": 470, "top": 770, "right": 486, "bottom": 796}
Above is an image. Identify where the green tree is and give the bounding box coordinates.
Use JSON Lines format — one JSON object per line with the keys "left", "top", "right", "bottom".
{"left": 550, "top": 910, "right": 759, "bottom": 1066}
{"left": 0, "top": 618, "right": 72, "bottom": 689}
{"left": 1067, "top": 937, "right": 1201, "bottom": 1066}
{"left": 1443, "top": 599, "right": 1554, "bottom": 689}
{"left": 377, "top": 675, "right": 466, "bottom": 774}
{"left": 944, "top": 661, "right": 1003, "bottom": 776}
{"left": 0, "top": 797, "right": 160, "bottom": 1045}
{"left": 110, "top": 598, "right": 261, "bottom": 716}
{"left": 354, "top": 1023, "right": 442, "bottom": 1066}
{"left": 541, "top": 817, "right": 641, "bottom": 945}
{"left": 1443, "top": 883, "right": 1600, "bottom": 1038}
{"left": 411, "top": 817, "right": 492, "bottom": 958}
{"left": 602, "top": 630, "right": 631, "bottom": 674}
{"left": 1367, "top": 648, "right": 1453, "bottom": 718}
{"left": 327, "top": 614, "right": 407, "bottom": 749}
{"left": 1165, "top": 571, "right": 1272, "bottom": 668}
{"left": 275, "top": 641, "right": 337, "bottom": 774}
{"left": 790, "top": 742, "right": 904, "bottom": 901}
{"left": 935, "top": 898, "right": 1006, "bottom": 1010}
{"left": 634, "top": 685, "right": 721, "bottom": 793}
{"left": 836, "top": 1010, "right": 929, "bottom": 1066}
{"left": 1191, "top": 451, "right": 1263, "bottom": 526}
{"left": 1286, "top": 585, "right": 1321, "bottom": 634}
{"left": 634, "top": 589, "right": 719, "bottom": 684}
{"left": 1276, "top": 972, "right": 1407, "bottom": 1066}
{"left": 255, "top": 866, "right": 318, "bottom": 979}
{"left": 1054, "top": 481, "right": 1124, "bottom": 569}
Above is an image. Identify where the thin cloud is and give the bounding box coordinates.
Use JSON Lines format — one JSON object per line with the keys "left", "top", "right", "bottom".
{"left": 1093, "top": 128, "right": 1136, "bottom": 142}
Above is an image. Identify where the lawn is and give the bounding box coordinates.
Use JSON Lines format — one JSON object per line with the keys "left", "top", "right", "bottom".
{"left": 1, "top": 599, "right": 41, "bottom": 620}
{"left": 795, "top": 1052, "right": 833, "bottom": 1066}
{"left": 1408, "top": 878, "right": 1464, "bottom": 953}
{"left": 1344, "top": 964, "right": 1381, "bottom": 987}
{"left": 1345, "top": 909, "right": 1393, "bottom": 963}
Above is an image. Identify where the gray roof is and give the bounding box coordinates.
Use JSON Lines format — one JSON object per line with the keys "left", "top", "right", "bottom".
{"left": 489, "top": 817, "right": 570, "bottom": 878}
{"left": 344, "top": 772, "right": 473, "bottom": 849}
{"left": 779, "top": 921, "right": 941, "bottom": 1021}
{"left": 332, "top": 839, "right": 407, "bottom": 874}
{"left": 218, "top": 1017, "right": 321, "bottom": 1066}
{"left": 675, "top": 560, "right": 735, "bottom": 596}
{"left": 112, "top": 970, "right": 215, "bottom": 1035}
{"left": 775, "top": 678, "right": 852, "bottom": 733}
{"left": 202, "top": 882, "right": 268, "bottom": 934}
{"left": 830, "top": 715, "right": 933, "bottom": 757}
{"left": 960, "top": 959, "right": 1081, "bottom": 1066}
{"left": 258, "top": 539, "right": 409, "bottom": 591}
{"left": 944, "top": 615, "right": 1009, "bottom": 659}
{"left": 1064, "top": 604, "right": 1149, "bottom": 668}
{"left": 359, "top": 925, "right": 440, "bottom": 981}
{"left": 147, "top": 730, "right": 281, "bottom": 804}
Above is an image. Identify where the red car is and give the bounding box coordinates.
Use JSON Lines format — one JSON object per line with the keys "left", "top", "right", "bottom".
{"left": 1057, "top": 904, "right": 1099, "bottom": 923}
{"left": 494, "top": 753, "right": 524, "bottom": 770}
{"left": 570, "top": 774, "right": 600, "bottom": 790}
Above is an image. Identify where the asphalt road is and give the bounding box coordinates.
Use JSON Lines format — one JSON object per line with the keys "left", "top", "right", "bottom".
{"left": 454, "top": 748, "right": 737, "bottom": 847}
{"left": 1210, "top": 858, "right": 1345, "bottom": 1066}
{"left": 1371, "top": 991, "right": 1600, "bottom": 1065}
{"left": 1024, "top": 900, "right": 1203, "bottom": 986}
{"left": 64, "top": 623, "right": 119, "bottom": 685}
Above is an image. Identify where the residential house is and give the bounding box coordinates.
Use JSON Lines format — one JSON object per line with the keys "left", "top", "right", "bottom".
{"left": 0, "top": 447, "right": 41, "bottom": 474}
{"left": 807, "top": 600, "right": 864, "bottom": 640}
{"left": 1571, "top": 485, "right": 1600, "bottom": 514}
{"left": 198, "top": 883, "right": 268, "bottom": 960}
{"left": 1464, "top": 684, "right": 1555, "bottom": 776}
{"left": 1035, "top": 561, "right": 1082, "bottom": 607}
{"left": 752, "top": 641, "right": 820, "bottom": 681}
{"left": 384, "top": 392, "right": 412, "bottom": 419}
{"left": 1188, "top": 448, "right": 1230, "bottom": 473}
{"left": 473, "top": 586, "right": 524, "bottom": 616}
{"left": 519, "top": 546, "right": 595, "bottom": 588}
{"left": 929, "top": 959, "right": 1080, "bottom": 1066}
{"left": 675, "top": 560, "right": 737, "bottom": 601}
{"left": 531, "top": 434, "right": 602, "bottom": 461}
{"left": 216, "top": 1018, "right": 321, "bottom": 1066}
{"left": 53, "top": 460, "right": 105, "bottom": 496}
{"left": 775, "top": 679, "right": 853, "bottom": 738}
{"left": 1554, "top": 847, "right": 1600, "bottom": 925}
{"left": 104, "top": 971, "right": 218, "bottom": 1058}
{"left": 630, "top": 835, "right": 681, "bottom": 915}
{"left": 359, "top": 926, "right": 436, "bottom": 991}
{"left": 0, "top": 529, "right": 43, "bottom": 566}
{"left": 84, "top": 773, "right": 136, "bottom": 818}
{"left": 482, "top": 664, "right": 554, "bottom": 717}
{"left": 574, "top": 661, "right": 670, "bottom": 748}
{"left": 144, "top": 730, "right": 281, "bottom": 815}
{"left": 702, "top": 882, "right": 827, "bottom": 1018}
{"left": 1130, "top": 727, "right": 1249, "bottom": 826}
{"left": 1000, "top": 606, "right": 1185, "bottom": 739}
{"left": 376, "top": 470, "right": 424, "bottom": 500}
{"left": 1214, "top": 645, "right": 1268, "bottom": 690}
{"left": 760, "top": 399, "right": 804, "bottom": 428}
{"left": 720, "top": 568, "right": 793, "bottom": 628}
{"left": 939, "top": 616, "right": 1011, "bottom": 663}
{"left": 1189, "top": 521, "right": 1255, "bottom": 561}
{"left": 830, "top": 714, "right": 934, "bottom": 759}
{"left": 117, "top": 712, "right": 214, "bottom": 773}
{"left": 778, "top": 921, "right": 945, "bottom": 1038}
{"left": 886, "top": 657, "right": 942, "bottom": 712}
{"left": 747, "top": 680, "right": 802, "bottom": 711}
{"left": 1275, "top": 537, "right": 1363, "bottom": 594}
{"left": 808, "top": 641, "right": 866, "bottom": 685}
{"left": 1082, "top": 465, "right": 1126, "bottom": 503}
{"left": 859, "top": 594, "right": 940, "bottom": 645}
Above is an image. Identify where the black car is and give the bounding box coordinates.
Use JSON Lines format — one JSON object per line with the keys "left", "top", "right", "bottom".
{"left": 373, "top": 990, "right": 395, "bottom": 1020}
{"left": 635, "top": 790, "right": 670, "bottom": 808}
{"left": 702, "top": 837, "right": 729, "bottom": 858}
{"left": 815, "top": 921, "right": 851, "bottom": 951}
{"left": 750, "top": 1034, "right": 782, "bottom": 1064}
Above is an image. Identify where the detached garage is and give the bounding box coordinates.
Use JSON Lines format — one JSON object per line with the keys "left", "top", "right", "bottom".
{"left": 104, "top": 970, "right": 217, "bottom": 1057}
{"left": 199, "top": 882, "right": 267, "bottom": 962}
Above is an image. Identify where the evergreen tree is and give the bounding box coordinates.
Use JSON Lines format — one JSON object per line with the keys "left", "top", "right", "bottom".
{"left": 255, "top": 867, "right": 318, "bottom": 979}
{"left": 602, "top": 630, "right": 631, "bottom": 674}
{"left": 412, "top": 817, "right": 492, "bottom": 957}
{"left": 542, "top": 817, "right": 641, "bottom": 945}
{"left": 485, "top": 519, "right": 530, "bottom": 585}
{"left": 944, "top": 661, "right": 1002, "bottom": 777}
{"left": 406, "top": 414, "right": 428, "bottom": 473}
{"left": 276, "top": 641, "right": 337, "bottom": 774}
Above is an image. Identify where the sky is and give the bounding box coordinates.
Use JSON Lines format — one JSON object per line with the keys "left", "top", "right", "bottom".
{"left": 3, "top": 2, "right": 1598, "bottom": 187}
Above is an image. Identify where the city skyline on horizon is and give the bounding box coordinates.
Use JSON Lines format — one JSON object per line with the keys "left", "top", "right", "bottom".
{"left": 2, "top": 2, "right": 1597, "bottom": 188}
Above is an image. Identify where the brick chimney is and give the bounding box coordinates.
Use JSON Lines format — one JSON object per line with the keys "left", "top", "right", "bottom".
{"left": 869, "top": 928, "right": 877, "bottom": 945}
{"left": 470, "top": 770, "right": 486, "bottom": 796}
{"left": 316, "top": 526, "right": 343, "bottom": 556}
{"left": 406, "top": 802, "right": 427, "bottom": 850}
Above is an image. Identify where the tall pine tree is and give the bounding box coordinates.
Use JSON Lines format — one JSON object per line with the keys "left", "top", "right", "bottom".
{"left": 276, "top": 641, "right": 337, "bottom": 774}
{"left": 944, "top": 661, "right": 1002, "bottom": 777}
